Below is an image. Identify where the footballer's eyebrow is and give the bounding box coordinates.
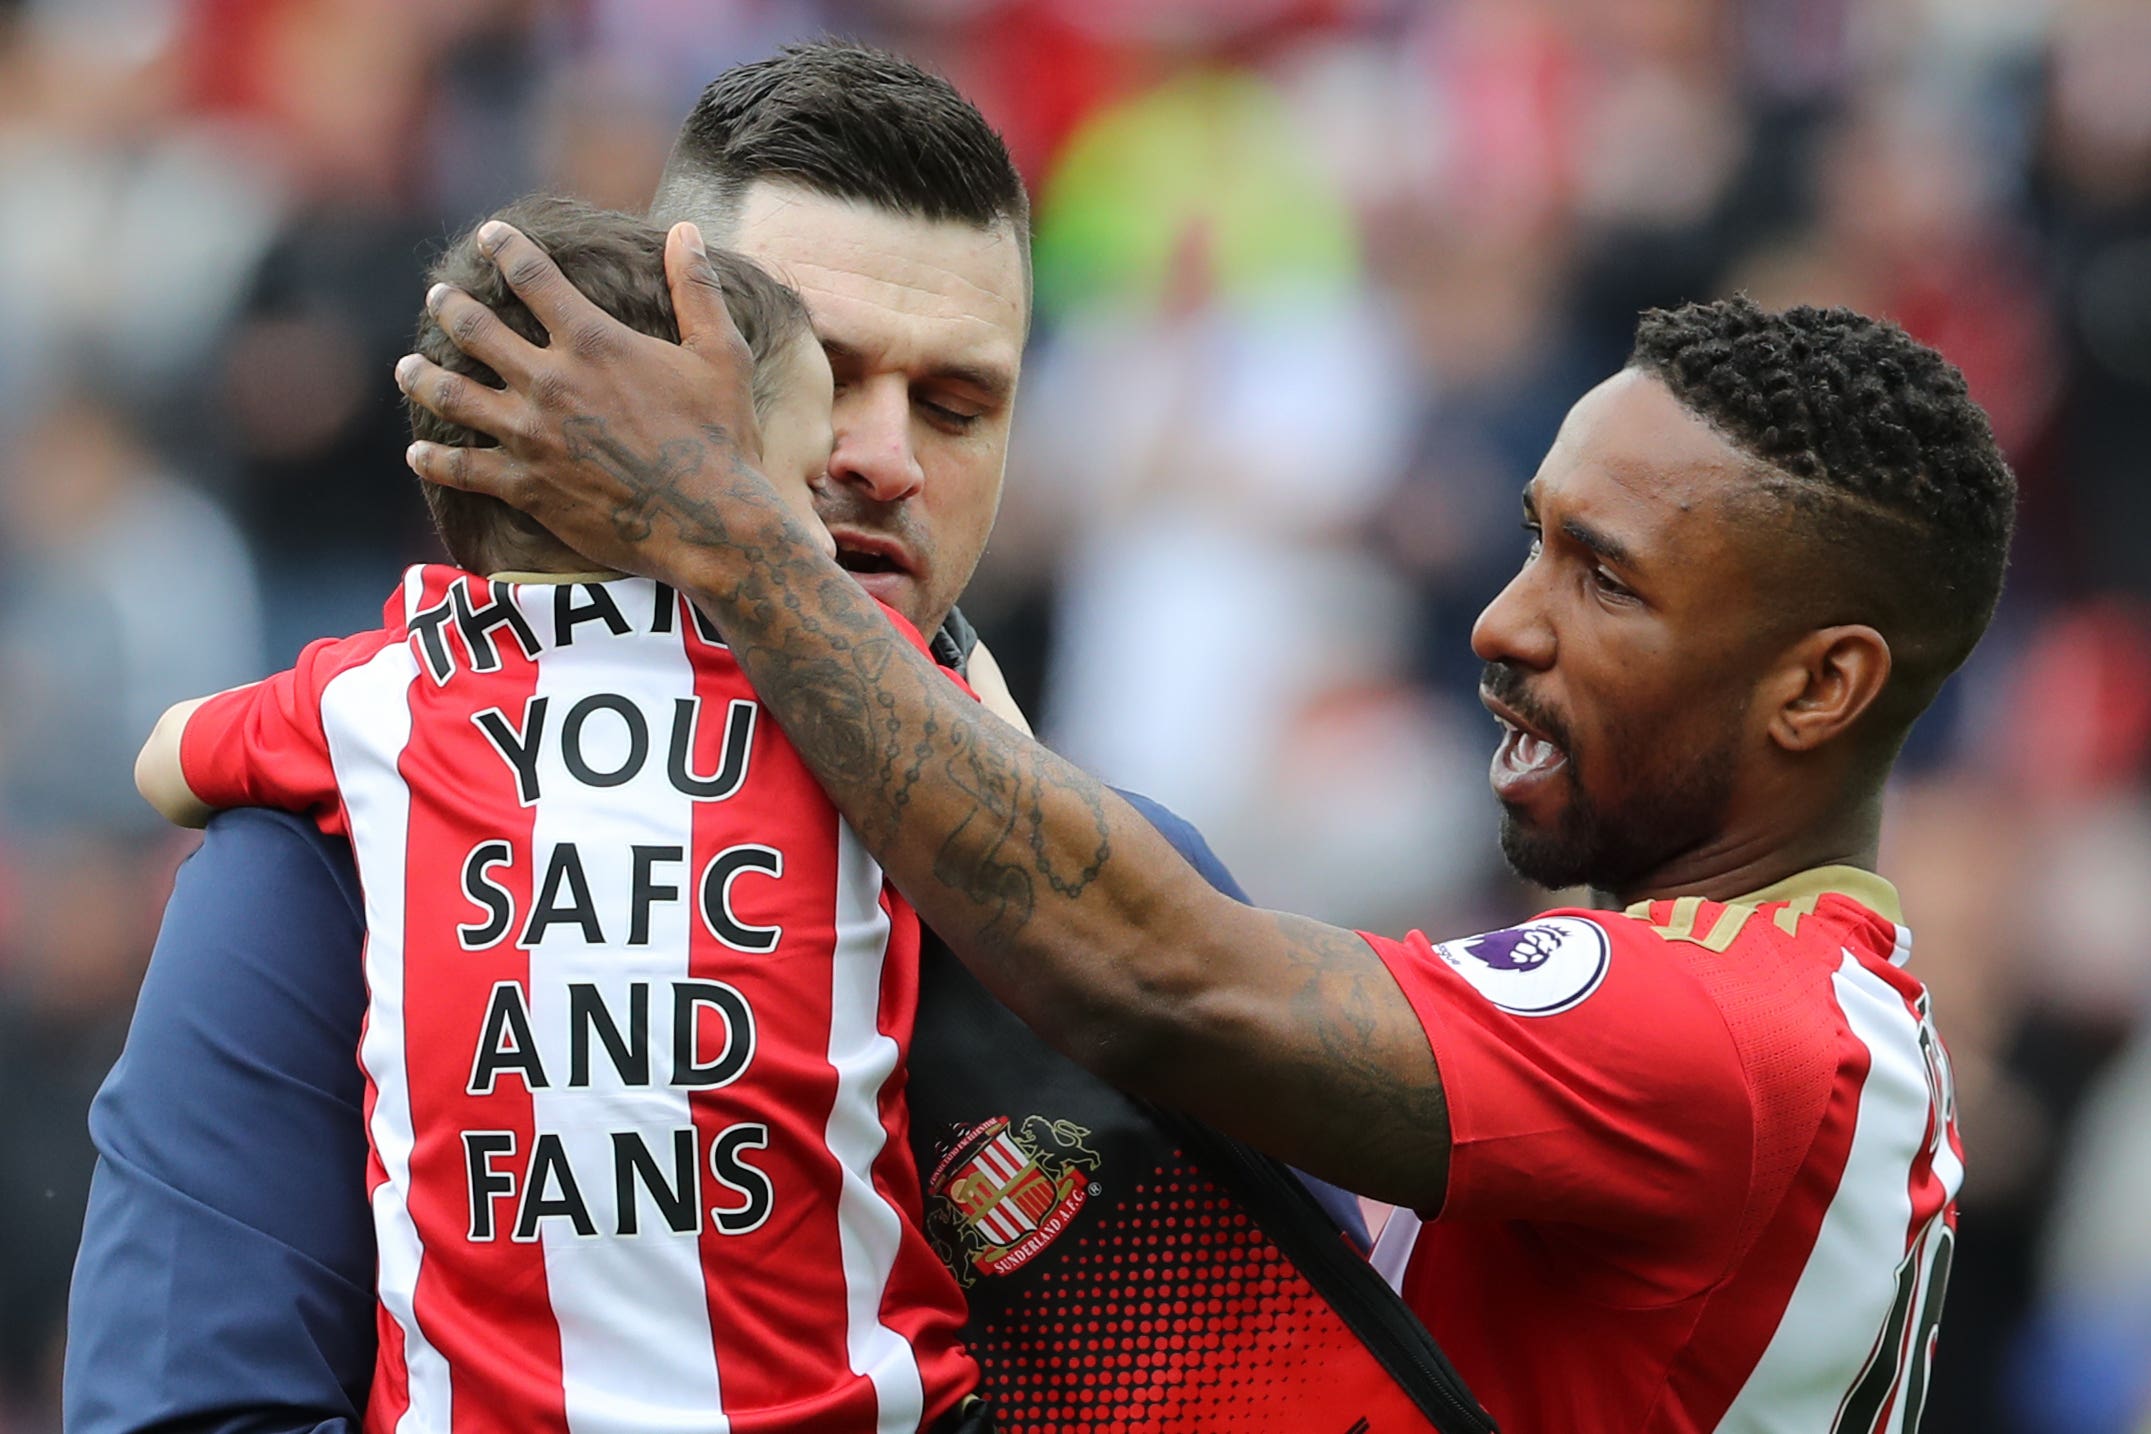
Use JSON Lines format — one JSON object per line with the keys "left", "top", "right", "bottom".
{"left": 1522, "top": 488, "right": 1641, "bottom": 571}
{"left": 1561, "top": 516, "right": 1639, "bottom": 572}
{"left": 818, "top": 337, "right": 1014, "bottom": 405}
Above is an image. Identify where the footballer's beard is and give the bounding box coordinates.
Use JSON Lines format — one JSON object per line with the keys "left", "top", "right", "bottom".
{"left": 1496, "top": 707, "right": 1742, "bottom": 898}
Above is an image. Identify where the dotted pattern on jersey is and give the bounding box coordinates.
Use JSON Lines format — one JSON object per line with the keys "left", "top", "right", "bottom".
{"left": 971, "top": 1148, "right": 1396, "bottom": 1433}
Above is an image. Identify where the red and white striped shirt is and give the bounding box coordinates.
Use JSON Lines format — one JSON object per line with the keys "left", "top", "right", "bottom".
{"left": 180, "top": 566, "right": 978, "bottom": 1434}
{"left": 1363, "top": 867, "right": 1961, "bottom": 1433}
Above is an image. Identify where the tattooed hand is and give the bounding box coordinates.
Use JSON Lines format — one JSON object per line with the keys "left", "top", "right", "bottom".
{"left": 408, "top": 220, "right": 1449, "bottom": 1208}
{"left": 396, "top": 220, "right": 792, "bottom": 593}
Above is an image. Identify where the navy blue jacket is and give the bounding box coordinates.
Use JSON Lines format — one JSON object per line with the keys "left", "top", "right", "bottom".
{"left": 66, "top": 800, "right": 1364, "bottom": 1430}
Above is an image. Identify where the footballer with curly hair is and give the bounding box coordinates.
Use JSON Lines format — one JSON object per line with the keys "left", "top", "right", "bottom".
{"left": 409, "top": 269, "right": 2009, "bottom": 1431}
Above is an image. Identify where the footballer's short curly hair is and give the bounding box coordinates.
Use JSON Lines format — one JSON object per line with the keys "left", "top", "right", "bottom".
{"left": 1629, "top": 296, "right": 2016, "bottom": 728}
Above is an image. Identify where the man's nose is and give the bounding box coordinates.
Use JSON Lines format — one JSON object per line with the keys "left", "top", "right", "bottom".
{"left": 829, "top": 377, "right": 925, "bottom": 503}
{"left": 1470, "top": 567, "right": 1555, "bottom": 671}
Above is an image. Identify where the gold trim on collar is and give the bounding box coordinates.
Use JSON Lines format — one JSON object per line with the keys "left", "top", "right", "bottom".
{"left": 1731, "top": 865, "right": 1903, "bottom": 926}
{"left": 1623, "top": 864, "right": 1904, "bottom": 943}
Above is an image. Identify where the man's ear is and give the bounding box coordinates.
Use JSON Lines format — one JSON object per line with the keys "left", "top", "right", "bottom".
{"left": 1766, "top": 625, "right": 1893, "bottom": 754}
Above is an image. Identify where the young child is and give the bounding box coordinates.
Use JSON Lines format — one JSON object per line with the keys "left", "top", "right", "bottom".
{"left": 134, "top": 197, "right": 991, "bottom": 1432}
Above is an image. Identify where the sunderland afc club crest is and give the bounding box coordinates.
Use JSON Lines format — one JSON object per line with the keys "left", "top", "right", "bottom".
{"left": 928, "top": 1115, "right": 1099, "bottom": 1284}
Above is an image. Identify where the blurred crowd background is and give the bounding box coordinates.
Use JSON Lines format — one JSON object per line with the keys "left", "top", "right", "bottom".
{"left": 2, "top": 0, "right": 2149, "bottom": 1428}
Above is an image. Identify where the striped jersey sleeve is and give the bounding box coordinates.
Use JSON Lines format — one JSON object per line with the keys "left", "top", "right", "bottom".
{"left": 178, "top": 626, "right": 406, "bottom": 837}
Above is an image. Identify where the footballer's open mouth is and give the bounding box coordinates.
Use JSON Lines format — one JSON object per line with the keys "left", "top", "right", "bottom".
{"left": 1480, "top": 688, "right": 1570, "bottom": 802}
{"left": 835, "top": 549, "right": 904, "bottom": 574}
{"left": 828, "top": 530, "right": 915, "bottom": 576}
{"left": 827, "top": 529, "right": 920, "bottom": 609}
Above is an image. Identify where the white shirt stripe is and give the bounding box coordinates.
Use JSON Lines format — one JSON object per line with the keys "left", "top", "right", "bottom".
{"left": 327, "top": 640, "right": 452, "bottom": 1431}
{"left": 827, "top": 824, "right": 924, "bottom": 1434}
{"left": 1712, "top": 949, "right": 1939, "bottom": 1432}
{"left": 517, "top": 586, "right": 729, "bottom": 1434}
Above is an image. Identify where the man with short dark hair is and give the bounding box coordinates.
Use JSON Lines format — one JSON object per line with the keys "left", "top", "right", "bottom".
{"left": 648, "top": 41, "right": 1031, "bottom": 645}
{"left": 402, "top": 264, "right": 1999, "bottom": 1429}
{"left": 129, "top": 194, "right": 1008, "bottom": 1432}
{"left": 68, "top": 41, "right": 1381, "bottom": 1434}
{"left": 654, "top": 43, "right": 1031, "bottom": 259}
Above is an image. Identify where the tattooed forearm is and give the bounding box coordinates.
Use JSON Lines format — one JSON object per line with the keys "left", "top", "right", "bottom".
{"left": 1270, "top": 912, "right": 1452, "bottom": 1187}
{"left": 650, "top": 451, "right": 1120, "bottom": 950}
{"left": 749, "top": 613, "right": 1111, "bottom": 949}
{"left": 548, "top": 411, "right": 1450, "bottom": 1202}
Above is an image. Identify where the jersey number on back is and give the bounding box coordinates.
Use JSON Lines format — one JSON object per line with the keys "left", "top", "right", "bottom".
{"left": 1832, "top": 993, "right": 1958, "bottom": 1434}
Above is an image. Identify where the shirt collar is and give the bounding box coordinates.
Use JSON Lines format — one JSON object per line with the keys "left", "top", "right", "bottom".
{"left": 1620, "top": 864, "right": 1905, "bottom": 926}
{"left": 1727, "top": 864, "right": 1903, "bottom": 925}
